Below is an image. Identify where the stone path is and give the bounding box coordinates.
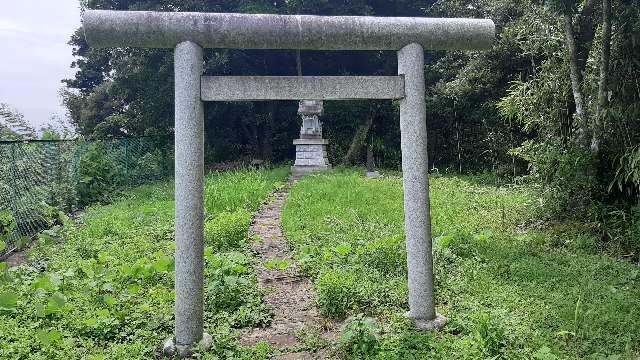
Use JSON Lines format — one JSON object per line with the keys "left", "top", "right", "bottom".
{"left": 240, "top": 177, "right": 338, "bottom": 359}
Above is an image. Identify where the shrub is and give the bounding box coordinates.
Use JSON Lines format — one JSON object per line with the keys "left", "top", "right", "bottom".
{"left": 204, "top": 250, "right": 252, "bottom": 311}
{"left": 511, "top": 139, "right": 598, "bottom": 218}
{"left": 316, "top": 270, "right": 361, "bottom": 318}
{"left": 131, "top": 148, "right": 168, "bottom": 182}
{"left": 203, "top": 249, "right": 270, "bottom": 327}
{"left": 204, "top": 209, "right": 252, "bottom": 249}
{"left": 338, "top": 313, "right": 381, "bottom": 359}
{"left": 315, "top": 268, "right": 386, "bottom": 318}
{"left": 0, "top": 210, "right": 16, "bottom": 244}
{"left": 467, "top": 313, "right": 506, "bottom": 358}
{"left": 76, "top": 143, "right": 123, "bottom": 207}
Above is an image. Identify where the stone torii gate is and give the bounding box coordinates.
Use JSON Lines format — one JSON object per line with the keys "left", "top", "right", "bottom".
{"left": 82, "top": 10, "right": 494, "bottom": 355}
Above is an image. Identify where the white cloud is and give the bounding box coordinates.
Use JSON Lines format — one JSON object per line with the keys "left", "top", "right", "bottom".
{"left": 0, "top": 18, "right": 31, "bottom": 34}
{"left": 0, "top": 0, "right": 81, "bottom": 130}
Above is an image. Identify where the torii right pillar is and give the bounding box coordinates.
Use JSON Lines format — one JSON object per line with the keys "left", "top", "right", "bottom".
{"left": 398, "top": 42, "right": 446, "bottom": 330}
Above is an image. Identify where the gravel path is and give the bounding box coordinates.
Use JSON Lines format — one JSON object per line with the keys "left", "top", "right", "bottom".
{"left": 240, "top": 177, "right": 338, "bottom": 359}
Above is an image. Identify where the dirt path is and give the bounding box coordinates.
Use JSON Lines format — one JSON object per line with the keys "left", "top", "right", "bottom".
{"left": 3, "top": 250, "right": 28, "bottom": 267}
{"left": 240, "top": 177, "right": 338, "bottom": 359}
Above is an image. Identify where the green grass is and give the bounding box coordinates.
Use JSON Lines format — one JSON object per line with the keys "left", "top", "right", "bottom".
{"left": 2, "top": 167, "right": 639, "bottom": 359}
{"left": 0, "top": 167, "right": 288, "bottom": 359}
{"left": 281, "top": 169, "right": 640, "bottom": 359}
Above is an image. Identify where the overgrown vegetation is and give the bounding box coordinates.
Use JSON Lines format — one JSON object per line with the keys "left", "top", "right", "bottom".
{"left": 0, "top": 137, "right": 172, "bottom": 257}
{"left": 282, "top": 170, "right": 640, "bottom": 359}
{"left": 2, "top": 168, "right": 638, "bottom": 358}
{"left": 338, "top": 314, "right": 381, "bottom": 359}
{"left": 0, "top": 168, "right": 287, "bottom": 359}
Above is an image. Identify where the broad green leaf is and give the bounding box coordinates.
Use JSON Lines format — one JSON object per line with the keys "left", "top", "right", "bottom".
{"left": 153, "top": 256, "right": 174, "bottom": 272}
{"left": 35, "top": 303, "right": 45, "bottom": 318}
{"left": 101, "top": 282, "right": 114, "bottom": 292}
{"left": 335, "top": 243, "right": 352, "bottom": 257}
{"left": 32, "top": 275, "right": 52, "bottom": 291}
{"left": 44, "top": 292, "right": 66, "bottom": 315}
{"left": 0, "top": 291, "right": 18, "bottom": 311}
{"left": 103, "top": 295, "right": 117, "bottom": 306}
{"left": 36, "top": 329, "right": 62, "bottom": 346}
{"left": 127, "top": 284, "right": 141, "bottom": 294}
{"left": 96, "top": 308, "right": 110, "bottom": 318}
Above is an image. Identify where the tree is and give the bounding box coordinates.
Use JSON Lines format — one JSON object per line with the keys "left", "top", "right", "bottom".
{"left": 0, "top": 103, "right": 35, "bottom": 140}
{"left": 594, "top": 0, "right": 612, "bottom": 151}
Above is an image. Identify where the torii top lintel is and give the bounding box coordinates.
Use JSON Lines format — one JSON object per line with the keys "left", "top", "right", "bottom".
{"left": 82, "top": 10, "right": 495, "bottom": 51}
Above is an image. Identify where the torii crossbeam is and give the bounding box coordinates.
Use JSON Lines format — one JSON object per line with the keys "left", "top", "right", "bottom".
{"left": 82, "top": 9, "right": 494, "bottom": 356}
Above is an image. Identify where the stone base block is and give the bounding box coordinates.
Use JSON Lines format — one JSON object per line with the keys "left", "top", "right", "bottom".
{"left": 291, "top": 164, "right": 331, "bottom": 176}
{"left": 404, "top": 312, "right": 447, "bottom": 331}
{"left": 293, "top": 138, "right": 330, "bottom": 176}
{"left": 163, "top": 333, "right": 213, "bottom": 358}
{"left": 366, "top": 171, "right": 381, "bottom": 178}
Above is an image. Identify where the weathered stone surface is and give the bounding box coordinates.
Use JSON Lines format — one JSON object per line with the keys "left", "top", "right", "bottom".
{"left": 291, "top": 165, "right": 331, "bottom": 176}
{"left": 201, "top": 76, "right": 404, "bottom": 101}
{"left": 298, "top": 100, "right": 324, "bottom": 139}
{"left": 298, "top": 100, "right": 324, "bottom": 115}
{"left": 162, "top": 338, "right": 176, "bottom": 357}
{"left": 82, "top": 9, "right": 495, "bottom": 347}
{"left": 398, "top": 43, "right": 437, "bottom": 323}
{"left": 292, "top": 141, "right": 329, "bottom": 172}
{"left": 162, "top": 333, "right": 213, "bottom": 358}
{"left": 414, "top": 314, "right": 447, "bottom": 331}
{"left": 293, "top": 139, "right": 328, "bottom": 145}
{"left": 83, "top": 10, "right": 495, "bottom": 51}
{"left": 174, "top": 41, "right": 205, "bottom": 346}
{"left": 200, "top": 333, "right": 214, "bottom": 349}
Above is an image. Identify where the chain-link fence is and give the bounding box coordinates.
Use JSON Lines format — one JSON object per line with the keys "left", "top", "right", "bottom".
{"left": 0, "top": 136, "right": 173, "bottom": 259}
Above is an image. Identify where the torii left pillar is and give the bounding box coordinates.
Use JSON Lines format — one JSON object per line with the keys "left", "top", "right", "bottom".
{"left": 165, "top": 40, "right": 212, "bottom": 357}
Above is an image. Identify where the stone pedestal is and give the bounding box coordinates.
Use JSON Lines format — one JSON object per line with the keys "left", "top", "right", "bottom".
{"left": 293, "top": 138, "right": 331, "bottom": 174}
{"left": 292, "top": 100, "right": 331, "bottom": 175}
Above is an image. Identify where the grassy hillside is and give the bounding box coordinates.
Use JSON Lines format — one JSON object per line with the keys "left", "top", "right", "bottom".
{"left": 282, "top": 169, "right": 640, "bottom": 359}
{"left": 1, "top": 167, "right": 638, "bottom": 359}
{"left": 0, "top": 168, "right": 288, "bottom": 359}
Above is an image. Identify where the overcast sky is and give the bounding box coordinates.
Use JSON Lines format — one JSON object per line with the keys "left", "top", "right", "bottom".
{"left": 0, "top": 1, "right": 81, "bottom": 130}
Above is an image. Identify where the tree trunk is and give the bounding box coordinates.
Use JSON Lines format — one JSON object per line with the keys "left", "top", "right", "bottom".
{"left": 239, "top": 115, "right": 259, "bottom": 158}
{"left": 564, "top": 14, "right": 588, "bottom": 141}
{"left": 342, "top": 108, "right": 375, "bottom": 166}
{"left": 597, "top": 0, "right": 612, "bottom": 111}
{"left": 260, "top": 102, "right": 275, "bottom": 161}
{"left": 593, "top": 0, "right": 612, "bottom": 151}
{"left": 561, "top": 0, "right": 599, "bottom": 145}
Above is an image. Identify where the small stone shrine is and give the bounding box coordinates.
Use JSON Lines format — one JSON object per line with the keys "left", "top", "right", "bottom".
{"left": 292, "top": 100, "right": 331, "bottom": 175}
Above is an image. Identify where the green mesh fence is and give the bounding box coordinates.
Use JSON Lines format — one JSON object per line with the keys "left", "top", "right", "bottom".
{"left": 0, "top": 136, "right": 173, "bottom": 259}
